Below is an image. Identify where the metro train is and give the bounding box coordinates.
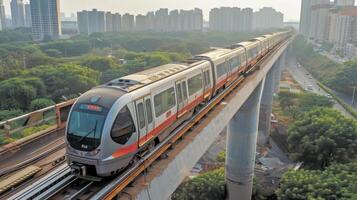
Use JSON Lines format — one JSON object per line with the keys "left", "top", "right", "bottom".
{"left": 66, "top": 30, "right": 293, "bottom": 178}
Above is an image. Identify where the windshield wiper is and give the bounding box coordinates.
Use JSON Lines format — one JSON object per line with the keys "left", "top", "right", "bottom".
{"left": 78, "top": 120, "right": 98, "bottom": 143}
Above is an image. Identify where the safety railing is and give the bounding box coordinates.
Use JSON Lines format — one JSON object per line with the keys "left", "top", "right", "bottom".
{"left": 0, "top": 99, "right": 76, "bottom": 146}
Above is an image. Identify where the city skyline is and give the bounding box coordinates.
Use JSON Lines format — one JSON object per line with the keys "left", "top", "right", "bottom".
{"left": 1, "top": 0, "right": 301, "bottom": 21}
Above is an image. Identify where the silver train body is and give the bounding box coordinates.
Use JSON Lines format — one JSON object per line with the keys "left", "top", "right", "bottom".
{"left": 66, "top": 30, "right": 293, "bottom": 177}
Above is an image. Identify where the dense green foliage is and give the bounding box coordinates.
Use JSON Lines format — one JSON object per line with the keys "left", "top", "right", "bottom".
{"left": 278, "top": 91, "right": 333, "bottom": 120}
{"left": 0, "top": 109, "right": 23, "bottom": 121}
{"left": 0, "top": 77, "right": 46, "bottom": 110}
{"left": 293, "top": 35, "right": 357, "bottom": 96}
{"left": 172, "top": 168, "right": 265, "bottom": 200}
{"left": 329, "top": 60, "right": 357, "bottom": 96}
{"left": 172, "top": 168, "right": 226, "bottom": 200}
{"left": 317, "top": 82, "right": 357, "bottom": 119}
{"left": 29, "top": 98, "right": 55, "bottom": 111}
{"left": 216, "top": 151, "right": 226, "bottom": 163}
{"left": 293, "top": 35, "right": 341, "bottom": 84}
{"left": 288, "top": 108, "right": 357, "bottom": 169}
{"left": 0, "top": 28, "right": 32, "bottom": 44}
{"left": 276, "top": 163, "right": 357, "bottom": 200}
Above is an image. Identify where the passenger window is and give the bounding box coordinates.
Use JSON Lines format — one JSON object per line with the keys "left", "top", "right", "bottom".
{"left": 145, "top": 99, "right": 153, "bottom": 124}
{"left": 176, "top": 84, "right": 183, "bottom": 104}
{"left": 217, "top": 63, "right": 227, "bottom": 78}
{"left": 154, "top": 87, "right": 176, "bottom": 117}
{"left": 111, "top": 106, "right": 136, "bottom": 144}
{"left": 188, "top": 74, "right": 203, "bottom": 96}
{"left": 182, "top": 81, "right": 188, "bottom": 100}
{"left": 204, "top": 71, "right": 210, "bottom": 87}
{"left": 138, "top": 103, "right": 145, "bottom": 129}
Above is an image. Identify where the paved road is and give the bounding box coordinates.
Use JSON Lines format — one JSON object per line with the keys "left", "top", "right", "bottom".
{"left": 286, "top": 55, "right": 353, "bottom": 119}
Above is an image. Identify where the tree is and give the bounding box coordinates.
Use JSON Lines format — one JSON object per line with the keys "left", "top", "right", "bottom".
{"left": 81, "top": 56, "right": 120, "bottom": 72}
{"left": 276, "top": 163, "right": 357, "bottom": 200}
{"left": 0, "top": 109, "right": 23, "bottom": 121}
{"left": 299, "top": 93, "right": 334, "bottom": 111}
{"left": 44, "top": 49, "right": 63, "bottom": 58}
{"left": 29, "top": 98, "right": 55, "bottom": 111}
{"left": 25, "top": 64, "right": 100, "bottom": 101}
{"left": 172, "top": 168, "right": 226, "bottom": 200}
{"left": 329, "top": 60, "right": 357, "bottom": 95}
{"left": 100, "top": 68, "right": 129, "bottom": 83}
{"left": 0, "top": 77, "right": 46, "bottom": 110}
{"left": 172, "top": 168, "right": 265, "bottom": 200}
{"left": 287, "top": 108, "right": 357, "bottom": 169}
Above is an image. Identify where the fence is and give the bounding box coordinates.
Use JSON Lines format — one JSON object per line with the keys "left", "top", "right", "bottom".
{"left": 0, "top": 99, "right": 76, "bottom": 146}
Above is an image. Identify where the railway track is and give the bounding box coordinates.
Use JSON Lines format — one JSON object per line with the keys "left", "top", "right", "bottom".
{"left": 7, "top": 36, "right": 292, "bottom": 200}
{"left": 0, "top": 141, "right": 65, "bottom": 177}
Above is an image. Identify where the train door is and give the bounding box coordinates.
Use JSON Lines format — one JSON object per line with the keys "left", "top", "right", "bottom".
{"left": 136, "top": 95, "right": 154, "bottom": 146}
{"left": 202, "top": 68, "right": 211, "bottom": 99}
{"left": 176, "top": 79, "right": 188, "bottom": 118}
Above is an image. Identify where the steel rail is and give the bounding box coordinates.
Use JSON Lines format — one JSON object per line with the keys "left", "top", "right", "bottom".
{"left": 8, "top": 164, "right": 73, "bottom": 200}
{"left": 67, "top": 181, "right": 94, "bottom": 200}
{"left": 91, "top": 36, "right": 293, "bottom": 200}
{"left": 0, "top": 142, "right": 65, "bottom": 177}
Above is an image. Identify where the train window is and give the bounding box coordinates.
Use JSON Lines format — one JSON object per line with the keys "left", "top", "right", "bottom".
{"left": 137, "top": 103, "right": 145, "bottom": 129}
{"left": 182, "top": 81, "right": 188, "bottom": 100}
{"left": 176, "top": 84, "right": 183, "bottom": 104}
{"left": 216, "top": 63, "right": 227, "bottom": 78}
{"left": 188, "top": 74, "right": 203, "bottom": 96}
{"left": 203, "top": 71, "right": 210, "bottom": 87}
{"left": 111, "top": 106, "right": 135, "bottom": 145}
{"left": 154, "top": 87, "right": 176, "bottom": 117}
{"left": 145, "top": 99, "right": 153, "bottom": 124}
{"left": 231, "top": 57, "right": 239, "bottom": 69}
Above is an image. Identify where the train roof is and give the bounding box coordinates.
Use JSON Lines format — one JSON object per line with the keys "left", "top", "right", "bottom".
{"left": 194, "top": 48, "right": 233, "bottom": 60}
{"left": 252, "top": 36, "right": 268, "bottom": 41}
{"left": 231, "top": 40, "right": 257, "bottom": 49}
{"left": 104, "top": 60, "right": 207, "bottom": 92}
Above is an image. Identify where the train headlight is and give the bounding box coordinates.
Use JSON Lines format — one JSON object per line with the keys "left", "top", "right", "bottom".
{"left": 86, "top": 149, "right": 101, "bottom": 156}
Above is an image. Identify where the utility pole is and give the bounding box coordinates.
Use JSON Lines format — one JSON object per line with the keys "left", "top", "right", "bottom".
{"left": 352, "top": 82, "right": 356, "bottom": 105}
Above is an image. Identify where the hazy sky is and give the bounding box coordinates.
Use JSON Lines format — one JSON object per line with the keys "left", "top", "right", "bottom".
{"left": 3, "top": 0, "right": 302, "bottom": 21}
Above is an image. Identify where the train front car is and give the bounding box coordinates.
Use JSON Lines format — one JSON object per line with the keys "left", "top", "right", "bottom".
{"left": 66, "top": 86, "right": 137, "bottom": 178}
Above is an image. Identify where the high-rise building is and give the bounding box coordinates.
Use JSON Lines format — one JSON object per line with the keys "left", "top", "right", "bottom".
{"left": 112, "top": 13, "right": 121, "bottom": 32}
{"left": 155, "top": 8, "right": 169, "bottom": 31}
{"left": 24, "top": 4, "right": 31, "bottom": 27}
{"left": 11, "top": 0, "right": 25, "bottom": 28}
{"left": 209, "top": 7, "right": 255, "bottom": 32}
{"left": 253, "top": 7, "right": 284, "bottom": 30}
{"left": 77, "top": 9, "right": 105, "bottom": 35}
{"left": 0, "top": 0, "right": 6, "bottom": 30}
{"left": 78, "top": 9, "right": 121, "bottom": 34}
{"left": 242, "top": 8, "right": 253, "bottom": 32}
{"left": 106, "top": 12, "right": 113, "bottom": 32}
{"left": 334, "top": 0, "right": 355, "bottom": 6}
{"left": 169, "top": 9, "right": 179, "bottom": 31}
{"left": 105, "top": 12, "right": 121, "bottom": 32}
{"left": 77, "top": 10, "right": 89, "bottom": 35}
{"left": 121, "top": 13, "right": 134, "bottom": 31}
{"left": 179, "top": 8, "right": 203, "bottom": 31}
{"left": 308, "top": 0, "right": 332, "bottom": 41}
{"left": 300, "top": 0, "right": 313, "bottom": 35}
{"left": 30, "top": 0, "right": 61, "bottom": 41}
{"left": 135, "top": 14, "right": 147, "bottom": 31}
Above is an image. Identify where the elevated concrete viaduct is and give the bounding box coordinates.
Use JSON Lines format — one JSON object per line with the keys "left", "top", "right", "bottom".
{"left": 110, "top": 38, "right": 292, "bottom": 200}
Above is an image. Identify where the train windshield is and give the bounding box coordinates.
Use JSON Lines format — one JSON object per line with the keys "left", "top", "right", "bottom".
{"left": 67, "top": 104, "right": 107, "bottom": 151}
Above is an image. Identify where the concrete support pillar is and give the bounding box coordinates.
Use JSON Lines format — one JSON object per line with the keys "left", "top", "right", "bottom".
{"left": 273, "top": 51, "right": 286, "bottom": 93}
{"left": 258, "top": 67, "right": 276, "bottom": 145}
{"left": 226, "top": 80, "right": 265, "bottom": 200}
